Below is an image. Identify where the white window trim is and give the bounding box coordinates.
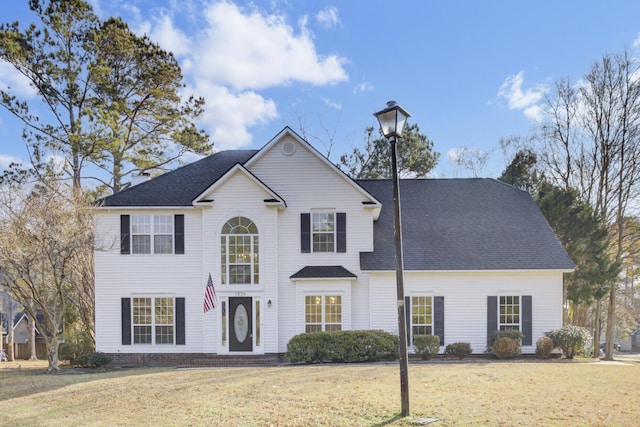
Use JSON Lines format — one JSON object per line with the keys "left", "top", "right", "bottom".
{"left": 498, "top": 295, "right": 521, "bottom": 331}
{"left": 409, "top": 295, "right": 434, "bottom": 345}
{"left": 296, "top": 281, "right": 351, "bottom": 334}
{"left": 311, "top": 211, "right": 336, "bottom": 253}
{"left": 131, "top": 214, "right": 174, "bottom": 255}
{"left": 131, "top": 296, "right": 176, "bottom": 345}
{"left": 220, "top": 217, "right": 260, "bottom": 286}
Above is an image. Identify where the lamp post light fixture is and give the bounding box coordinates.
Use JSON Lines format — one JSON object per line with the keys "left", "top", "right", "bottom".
{"left": 373, "top": 100, "right": 411, "bottom": 417}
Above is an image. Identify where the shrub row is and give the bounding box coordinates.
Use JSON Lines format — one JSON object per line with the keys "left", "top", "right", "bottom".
{"left": 288, "top": 325, "right": 592, "bottom": 363}
{"left": 286, "top": 330, "right": 398, "bottom": 363}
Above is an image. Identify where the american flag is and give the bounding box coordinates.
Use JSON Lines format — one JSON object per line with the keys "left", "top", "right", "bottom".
{"left": 204, "top": 273, "right": 217, "bottom": 312}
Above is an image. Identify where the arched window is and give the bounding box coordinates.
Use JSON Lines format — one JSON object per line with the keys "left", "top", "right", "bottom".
{"left": 221, "top": 216, "right": 259, "bottom": 285}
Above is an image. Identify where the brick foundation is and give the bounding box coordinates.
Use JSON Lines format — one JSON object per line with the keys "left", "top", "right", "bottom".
{"left": 105, "top": 352, "right": 284, "bottom": 368}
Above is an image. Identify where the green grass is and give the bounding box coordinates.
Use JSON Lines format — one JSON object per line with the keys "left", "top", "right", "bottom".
{"left": 1, "top": 356, "right": 640, "bottom": 426}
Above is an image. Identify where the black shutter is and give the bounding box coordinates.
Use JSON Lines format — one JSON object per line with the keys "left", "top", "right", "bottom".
{"left": 487, "top": 296, "right": 497, "bottom": 347}
{"left": 176, "top": 297, "right": 185, "bottom": 345}
{"left": 301, "top": 213, "right": 311, "bottom": 253}
{"left": 174, "top": 215, "right": 185, "bottom": 255}
{"left": 434, "top": 296, "right": 445, "bottom": 346}
{"left": 336, "top": 213, "right": 346, "bottom": 253}
{"left": 405, "top": 296, "right": 411, "bottom": 345}
{"left": 522, "top": 295, "right": 532, "bottom": 346}
{"left": 120, "top": 215, "right": 130, "bottom": 255}
{"left": 121, "top": 298, "right": 131, "bottom": 345}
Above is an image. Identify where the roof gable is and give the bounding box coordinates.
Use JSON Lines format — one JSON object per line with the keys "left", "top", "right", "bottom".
{"left": 193, "top": 163, "right": 286, "bottom": 208}
{"left": 245, "top": 127, "right": 381, "bottom": 213}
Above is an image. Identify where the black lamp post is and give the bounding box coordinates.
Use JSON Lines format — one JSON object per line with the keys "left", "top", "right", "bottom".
{"left": 373, "top": 100, "right": 411, "bottom": 417}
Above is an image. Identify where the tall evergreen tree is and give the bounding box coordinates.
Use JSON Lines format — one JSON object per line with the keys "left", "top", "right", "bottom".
{"left": 338, "top": 123, "right": 439, "bottom": 179}
{"left": 0, "top": 0, "right": 211, "bottom": 192}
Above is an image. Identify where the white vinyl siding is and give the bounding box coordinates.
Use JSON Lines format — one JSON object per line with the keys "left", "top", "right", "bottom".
{"left": 369, "top": 271, "right": 563, "bottom": 355}
{"left": 94, "top": 209, "right": 202, "bottom": 354}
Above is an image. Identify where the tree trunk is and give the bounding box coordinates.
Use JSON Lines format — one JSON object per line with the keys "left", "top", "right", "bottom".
{"left": 604, "top": 285, "right": 616, "bottom": 360}
{"left": 45, "top": 334, "right": 61, "bottom": 371}
{"left": 593, "top": 299, "right": 601, "bottom": 358}
{"left": 7, "top": 304, "right": 15, "bottom": 361}
{"left": 27, "top": 314, "right": 37, "bottom": 361}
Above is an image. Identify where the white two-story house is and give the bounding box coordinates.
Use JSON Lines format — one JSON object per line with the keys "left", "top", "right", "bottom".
{"left": 93, "top": 127, "right": 574, "bottom": 366}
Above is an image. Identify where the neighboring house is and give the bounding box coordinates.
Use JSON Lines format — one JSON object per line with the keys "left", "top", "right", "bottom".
{"left": 93, "top": 127, "right": 574, "bottom": 366}
{"left": 2, "top": 311, "right": 47, "bottom": 359}
{"left": 631, "top": 328, "right": 640, "bottom": 351}
{"left": 12, "top": 312, "right": 45, "bottom": 344}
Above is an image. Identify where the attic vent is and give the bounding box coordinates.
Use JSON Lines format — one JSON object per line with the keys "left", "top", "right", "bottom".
{"left": 281, "top": 140, "right": 296, "bottom": 156}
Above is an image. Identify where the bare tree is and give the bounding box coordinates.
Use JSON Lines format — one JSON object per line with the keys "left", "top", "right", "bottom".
{"left": 0, "top": 177, "right": 94, "bottom": 370}
{"left": 532, "top": 51, "right": 640, "bottom": 360}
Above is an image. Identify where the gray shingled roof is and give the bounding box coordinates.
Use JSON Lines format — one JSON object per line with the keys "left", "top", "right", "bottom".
{"left": 290, "top": 265, "right": 357, "bottom": 279}
{"left": 358, "top": 178, "right": 574, "bottom": 271}
{"left": 98, "top": 149, "right": 573, "bottom": 271}
{"left": 99, "top": 150, "right": 258, "bottom": 206}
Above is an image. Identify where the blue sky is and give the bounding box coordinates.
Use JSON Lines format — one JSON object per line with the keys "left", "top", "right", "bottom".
{"left": 2, "top": 0, "right": 640, "bottom": 179}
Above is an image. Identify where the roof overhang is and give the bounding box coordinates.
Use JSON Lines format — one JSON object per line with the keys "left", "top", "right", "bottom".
{"left": 290, "top": 265, "right": 357, "bottom": 281}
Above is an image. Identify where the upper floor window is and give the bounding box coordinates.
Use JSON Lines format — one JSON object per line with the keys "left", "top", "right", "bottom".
{"left": 300, "top": 212, "right": 346, "bottom": 253}
{"left": 221, "top": 216, "right": 259, "bottom": 285}
{"left": 131, "top": 214, "right": 173, "bottom": 254}
{"left": 313, "top": 212, "right": 335, "bottom": 252}
{"left": 120, "top": 214, "right": 184, "bottom": 255}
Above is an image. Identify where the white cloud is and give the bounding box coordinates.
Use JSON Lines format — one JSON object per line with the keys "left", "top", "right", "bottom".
{"left": 498, "top": 72, "right": 547, "bottom": 111}
{"left": 316, "top": 7, "right": 341, "bottom": 29}
{"left": 0, "top": 62, "right": 37, "bottom": 98}
{"left": 353, "top": 81, "right": 374, "bottom": 94}
{"left": 148, "top": 13, "right": 191, "bottom": 57}
{"left": 194, "top": 1, "right": 348, "bottom": 91}
{"left": 0, "top": 154, "right": 26, "bottom": 171}
{"left": 322, "top": 98, "right": 342, "bottom": 110}
{"left": 191, "top": 82, "right": 278, "bottom": 149}
{"left": 633, "top": 32, "right": 640, "bottom": 50}
{"left": 115, "top": 0, "right": 349, "bottom": 150}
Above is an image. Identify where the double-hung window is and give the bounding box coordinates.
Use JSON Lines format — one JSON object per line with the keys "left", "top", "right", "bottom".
{"left": 410, "top": 296, "right": 433, "bottom": 344}
{"left": 121, "top": 214, "right": 184, "bottom": 254}
{"left": 312, "top": 212, "right": 335, "bottom": 252}
{"left": 305, "top": 295, "right": 342, "bottom": 332}
{"left": 499, "top": 296, "right": 520, "bottom": 331}
{"left": 132, "top": 297, "right": 174, "bottom": 345}
{"left": 300, "top": 212, "right": 346, "bottom": 253}
{"left": 131, "top": 214, "right": 173, "bottom": 254}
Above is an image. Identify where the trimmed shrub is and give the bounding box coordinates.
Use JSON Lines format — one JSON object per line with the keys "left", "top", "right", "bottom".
{"left": 487, "top": 329, "right": 525, "bottom": 352}
{"left": 546, "top": 325, "right": 590, "bottom": 359}
{"left": 413, "top": 335, "right": 440, "bottom": 360}
{"left": 87, "top": 352, "right": 111, "bottom": 368}
{"left": 535, "top": 336, "right": 555, "bottom": 359}
{"left": 286, "top": 330, "right": 398, "bottom": 364}
{"left": 492, "top": 337, "right": 521, "bottom": 359}
{"left": 444, "top": 342, "right": 472, "bottom": 359}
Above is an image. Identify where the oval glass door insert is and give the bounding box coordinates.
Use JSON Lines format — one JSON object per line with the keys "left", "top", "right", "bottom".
{"left": 234, "top": 303, "right": 249, "bottom": 343}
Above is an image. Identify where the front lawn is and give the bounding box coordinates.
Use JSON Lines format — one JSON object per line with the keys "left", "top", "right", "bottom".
{"left": 1, "top": 357, "right": 639, "bottom": 426}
